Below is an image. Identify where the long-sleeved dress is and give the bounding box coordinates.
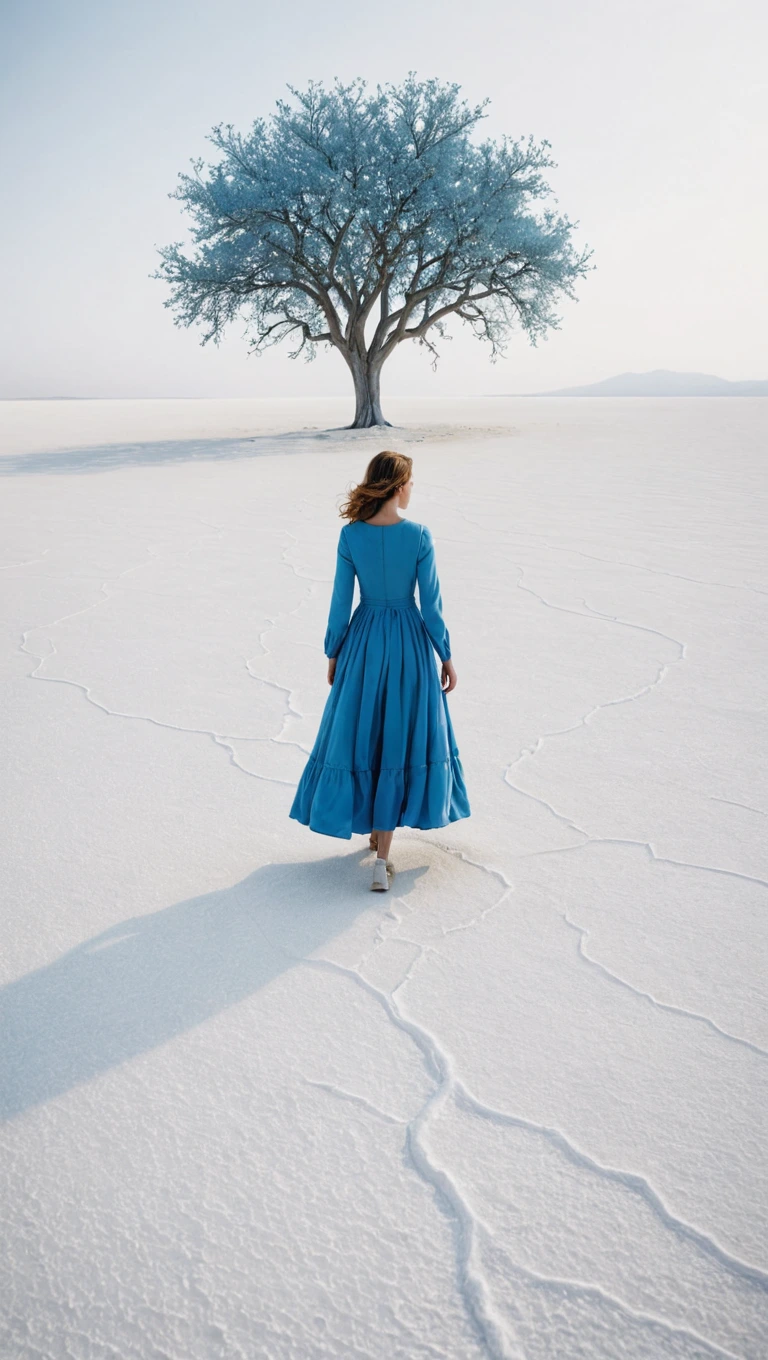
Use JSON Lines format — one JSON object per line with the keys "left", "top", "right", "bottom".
{"left": 288, "top": 517, "right": 471, "bottom": 839}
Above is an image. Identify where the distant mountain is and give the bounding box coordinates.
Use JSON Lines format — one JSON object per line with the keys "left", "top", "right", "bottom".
{"left": 519, "top": 369, "right": 768, "bottom": 397}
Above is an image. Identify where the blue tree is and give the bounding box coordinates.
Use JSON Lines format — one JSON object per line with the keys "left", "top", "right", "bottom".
{"left": 155, "top": 75, "right": 593, "bottom": 427}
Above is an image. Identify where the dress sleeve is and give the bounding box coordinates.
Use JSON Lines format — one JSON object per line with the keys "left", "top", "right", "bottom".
{"left": 416, "top": 525, "right": 452, "bottom": 664}
{"left": 323, "top": 525, "right": 357, "bottom": 658}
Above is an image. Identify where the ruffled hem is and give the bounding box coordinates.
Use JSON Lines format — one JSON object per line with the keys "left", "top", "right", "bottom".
{"left": 289, "top": 752, "right": 471, "bottom": 840}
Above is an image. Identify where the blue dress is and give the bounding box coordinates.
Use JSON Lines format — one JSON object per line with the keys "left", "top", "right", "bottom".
{"left": 289, "top": 518, "right": 471, "bottom": 839}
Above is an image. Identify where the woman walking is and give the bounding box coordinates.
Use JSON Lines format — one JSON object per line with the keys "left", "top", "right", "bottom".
{"left": 289, "top": 451, "right": 471, "bottom": 891}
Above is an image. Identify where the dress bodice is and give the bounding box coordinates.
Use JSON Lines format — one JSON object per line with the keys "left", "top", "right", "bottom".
{"left": 323, "top": 518, "right": 452, "bottom": 663}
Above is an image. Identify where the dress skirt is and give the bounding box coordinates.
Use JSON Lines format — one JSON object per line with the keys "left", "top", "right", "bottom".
{"left": 288, "top": 596, "right": 471, "bottom": 839}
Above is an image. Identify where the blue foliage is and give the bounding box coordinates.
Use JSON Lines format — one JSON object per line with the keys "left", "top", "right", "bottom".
{"left": 154, "top": 75, "right": 593, "bottom": 422}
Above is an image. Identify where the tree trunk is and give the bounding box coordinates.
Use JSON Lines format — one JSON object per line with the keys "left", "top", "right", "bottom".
{"left": 346, "top": 353, "right": 391, "bottom": 429}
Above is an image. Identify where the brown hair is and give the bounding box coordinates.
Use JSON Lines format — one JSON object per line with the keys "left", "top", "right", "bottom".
{"left": 338, "top": 450, "right": 413, "bottom": 522}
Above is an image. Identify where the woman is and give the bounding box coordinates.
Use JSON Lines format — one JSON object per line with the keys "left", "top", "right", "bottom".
{"left": 289, "top": 451, "right": 471, "bottom": 891}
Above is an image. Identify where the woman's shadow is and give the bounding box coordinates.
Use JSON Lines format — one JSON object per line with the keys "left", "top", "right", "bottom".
{"left": 1, "top": 852, "right": 425, "bottom": 1123}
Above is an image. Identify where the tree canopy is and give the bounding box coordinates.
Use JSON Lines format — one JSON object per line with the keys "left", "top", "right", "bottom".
{"left": 155, "top": 75, "right": 593, "bottom": 426}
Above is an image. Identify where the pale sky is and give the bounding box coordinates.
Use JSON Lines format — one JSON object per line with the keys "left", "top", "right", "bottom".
{"left": 1, "top": 0, "right": 766, "bottom": 400}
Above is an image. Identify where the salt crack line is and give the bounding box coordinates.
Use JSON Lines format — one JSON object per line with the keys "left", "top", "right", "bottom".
{"left": 357, "top": 891, "right": 411, "bottom": 964}
{"left": 249, "top": 917, "right": 525, "bottom": 1360}
{"left": 22, "top": 637, "right": 301, "bottom": 786}
{"left": 244, "top": 654, "right": 306, "bottom": 743}
{"left": 503, "top": 772, "right": 590, "bottom": 838}
{"left": 500, "top": 770, "right": 768, "bottom": 898}
{"left": 390, "top": 939, "right": 446, "bottom": 994}
{"left": 2, "top": 572, "right": 151, "bottom": 582}
{"left": 399, "top": 835, "right": 514, "bottom": 894}
{"left": 522, "top": 536, "right": 768, "bottom": 602}
{"left": 515, "top": 565, "right": 686, "bottom": 671}
{"left": 440, "top": 887, "right": 516, "bottom": 941}
{"left": 403, "top": 838, "right": 768, "bottom": 1210}
{"left": 400, "top": 835, "right": 517, "bottom": 941}
{"left": 301, "top": 1078, "right": 407, "bottom": 1126}
{"left": 459, "top": 532, "right": 704, "bottom": 756}
{"left": 279, "top": 527, "right": 335, "bottom": 587}
{"left": 562, "top": 911, "right": 768, "bottom": 1061}
{"left": 453, "top": 1081, "right": 768, "bottom": 1294}
{"left": 356, "top": 893, "right": 445, "bottom": 984}
{"left": 520, "top": 834, "right": 768, "bottom": 893}
{"left": 254, "top": 848, "right": 763, "bottom": 1353}
{"left": 375, "top": 843, "right": 766, "bottom": 1300}
{"left": 211, "top": 733, "right": 305, "bottom": 784}
{"left": 483, "top": 1249, "right": 740, "bottom": 1360}
{"left": 379, "top": 865, "right": 767, "bottom": 1332}
{"left": 18, "top": 545, "right": 167, "bottom": 695}
{"left": 356, "top": 870, "right": 470, "bottom": 979}
{"left": 19, "top": 544, "right": 165, "bottom": 640}
{"left": 18, "top": 539, "right": 311, "bottom": 778}
{"left": 354, "top": 875, "right": 466, "bottom": 1017}
{"left": 272, "top": 924, "right": 752, "bottom": 1357}
{"left": 246, "top": 597, "right": 313, "bottom": 741}
{"left": 242, "top": 526, "right": 334, "bottom": 743}
{"left": 1, "top": 548, "right": 50, "bottom": 570}
{"left": 710, "top": 795, "right": 768, "bottom": 819}
{"left": 567, "top": 545, "right": 768, "bottom": 601}
{"left": 424, "top": 481, "right": 766, "bottom": 603}
{"left": 579, "top": 594, "right": 688, "bottom": 659}
{"left": 303, "top": 955, "right": 525, "bottom": 1360}
{"left": 504, "top": 575, "right": 686, "bottom": 815}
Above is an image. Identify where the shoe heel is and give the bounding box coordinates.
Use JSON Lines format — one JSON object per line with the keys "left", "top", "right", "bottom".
{"left": 370, "top": 857, "right": 390, "bottom": 891}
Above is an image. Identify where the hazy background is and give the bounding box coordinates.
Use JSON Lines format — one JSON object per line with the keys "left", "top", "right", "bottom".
{"left": 1, "top": 0, "right": 766, "bottom": 401}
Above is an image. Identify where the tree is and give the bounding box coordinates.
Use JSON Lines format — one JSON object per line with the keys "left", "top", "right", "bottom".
{"left": 154, "top": 75, "right": 593, "bottom": 427}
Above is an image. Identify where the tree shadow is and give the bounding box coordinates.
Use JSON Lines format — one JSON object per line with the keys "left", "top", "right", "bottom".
{"left": 0, "top": 424, "right": 424, "bottom": 477}
{"left": 0, "top": 430, "right": 339, "bottom": 477}
{"left": 0, "top": 850, "right": 427, "bottom": 1122}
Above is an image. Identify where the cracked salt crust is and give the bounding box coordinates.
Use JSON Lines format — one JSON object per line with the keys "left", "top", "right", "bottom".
{"left": 1, "top": 396, "right": 767, "bottom": 1359}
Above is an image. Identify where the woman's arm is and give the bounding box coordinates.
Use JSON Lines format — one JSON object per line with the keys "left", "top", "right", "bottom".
{"left": 323, "top": 526, "right": 356, "bottom": 659}
{"left": 416, "top": 525, "right": 452, "bottom": 664}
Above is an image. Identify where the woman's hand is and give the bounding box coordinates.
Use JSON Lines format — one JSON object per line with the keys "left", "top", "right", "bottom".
{"left": 327, "top": 657, "right": 337, "bottom": 686}
{"left": 441, "top": 659, "right": 457, "bottom": 693}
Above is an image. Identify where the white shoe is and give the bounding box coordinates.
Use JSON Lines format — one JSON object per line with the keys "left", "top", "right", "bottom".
{"left": 370, "top": 857, "right": 391, "bottom": 891}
